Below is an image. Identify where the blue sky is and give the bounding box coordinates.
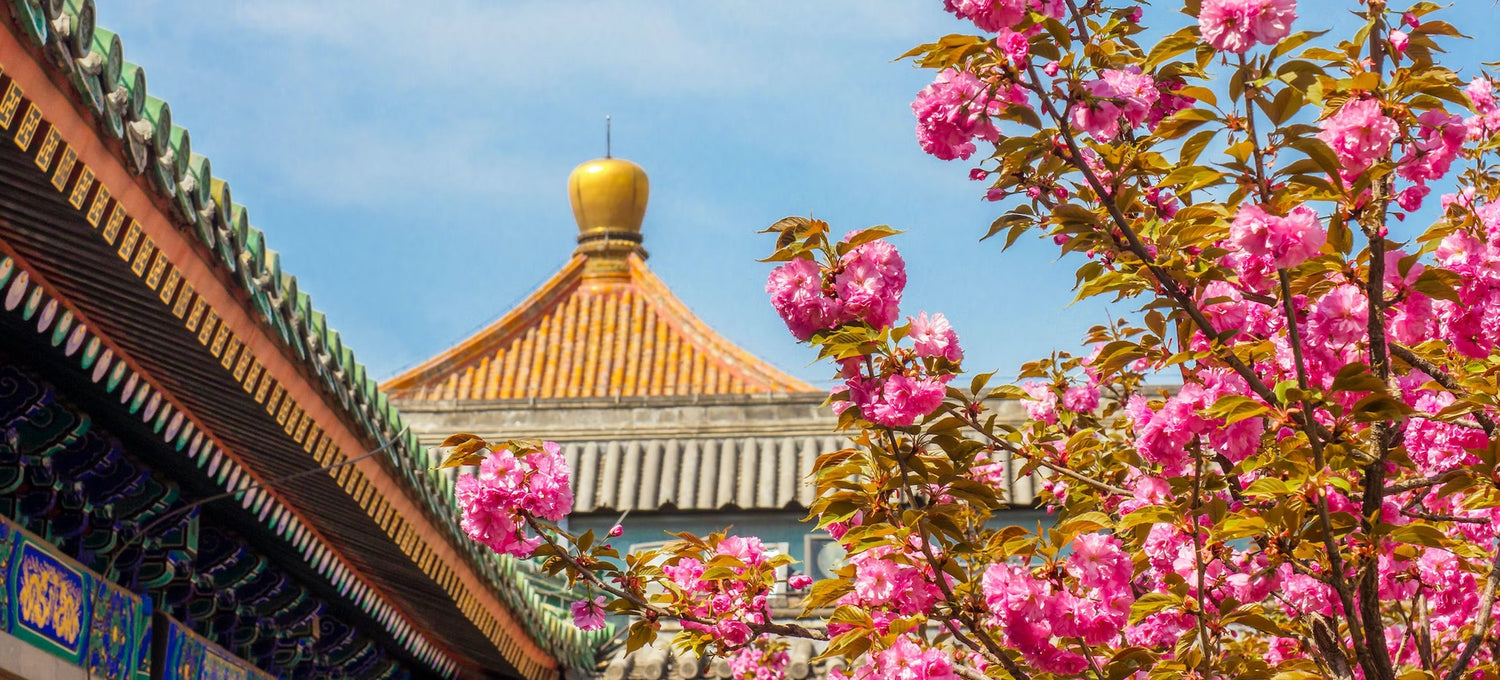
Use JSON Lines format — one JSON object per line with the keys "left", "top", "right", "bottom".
{"left": 89, "top": 2, "right": 1492, "bottom": 388}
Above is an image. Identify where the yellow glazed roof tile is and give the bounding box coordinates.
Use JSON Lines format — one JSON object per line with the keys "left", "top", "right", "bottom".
{"left": 382, "top": 254, "right": 814, "bottom": 400}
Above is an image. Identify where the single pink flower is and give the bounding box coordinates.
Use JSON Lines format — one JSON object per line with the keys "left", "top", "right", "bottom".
{"left": 1317, "top": 97, "right": 1399, "bottom": 181}
{"left": 767, "top": 258, "right": 841, "bottom": 341}
{"left": 570, "top": 596, "right": 608, "bottom": 631}
{"left": 909, "top": 311, "right": 964, "bottom": 362}
{"left": 1389, "top": 30, "right": 1409, "bottom": 55}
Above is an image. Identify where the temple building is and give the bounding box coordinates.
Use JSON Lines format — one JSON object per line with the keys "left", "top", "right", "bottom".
{"left": 0, "top": 0, "right": 605, "bottom": 678}
{"left": 387, "top": 157, "right": 1050, "bottom": 680}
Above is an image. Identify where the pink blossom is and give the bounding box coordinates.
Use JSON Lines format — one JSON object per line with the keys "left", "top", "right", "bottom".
{"left": 1069, "top": 533, "right": 1133, "bottom": 592}
{"left": 1062, "top": 384, "right": 1100, "bottom": 412}
{"left": 1227, "top": 203, "right": 1326, "bottom": 269}
{"left": 1467, "top": 77, "right": 1500, "bottom": 138}
{"left": 1397, "top": 184, "right": 1431, "bottom": 211}
{"left": 1389, "top": 30, "right": 1409, "bottom": 55}
{"left": 455, "top": 442, "right": 575, "bottom": 558}
{"left": 1469, "top": 77, "right": 1498, "bottom": 115}
{"left": 1199, "top": 0, "right": 1298, "bottom": 54}
{"left": 767, "top": 258, "right": 841, "bottom": 340}
{"left": 1021, "top": 381, "right": 1059, "bottom": 425}
{"left": 942, "top": 0, "right": 1063, "bottom": 33}
{"left": 1200, "top": 281, "right": 1249, "bottom": 336}
{"left": 995, "top": 28, "right": 1029, "bottom": 65}
{"left": 570, "top": 596, "right": 608, "bottom": 631}
{"left": 1308, "top": 284, "right": 1369, "bottom": 347}
{"left": 836, "top": 238, "right": 907, "bottom": 329}
{"left": 909, "top": 311, "right": 964, "bottom": 362}
{"left": 1072, "top": 68, "right": 1158, "bottom": 140}
{"left": 1317, "top": 98, "right": 1399, "bottom": 181}
{"left": 728, "top": 644, "right": 790, "bottom": 680}
{"left": 1399, "top": 109, "right": 1467, "bottom": 186}
{"left": 788, "top": 574, "right": 813, "bottom": 590}
{"left": 865, "top": 374, "right": 946, "bottom": 427}
{"left": 912, "top": 69, "right": 1002, "bottom": 161}
{"left": 876, "top": 637, "right": 956, "bottom": 680}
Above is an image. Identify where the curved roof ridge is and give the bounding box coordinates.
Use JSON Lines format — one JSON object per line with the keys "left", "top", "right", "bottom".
{"left": 382, "top": 255, "right": 587, "bottom": 396}
{"left": 382, "top": 254, "right": 815, "bottom": 401}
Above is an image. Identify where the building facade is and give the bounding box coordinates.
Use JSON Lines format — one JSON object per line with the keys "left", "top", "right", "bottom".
{"left": 0, "top": 1, "right": 601, "bottom": 678}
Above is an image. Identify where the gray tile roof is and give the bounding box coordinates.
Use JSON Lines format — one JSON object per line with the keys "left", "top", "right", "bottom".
{"left": 437, "top": 435, "right": 1044, "bottom": 513}
{"left": 555, "top": 435, "right": 1040, "bottom": 513}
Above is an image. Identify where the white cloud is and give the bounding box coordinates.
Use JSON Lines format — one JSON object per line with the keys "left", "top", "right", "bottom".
{"left": 227, "top": 0, "right": 950, "bottom": 98}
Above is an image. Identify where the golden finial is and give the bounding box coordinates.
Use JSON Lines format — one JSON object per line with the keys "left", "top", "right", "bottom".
{"left": 568, "top": 119, "right": 648, "bottom": 275}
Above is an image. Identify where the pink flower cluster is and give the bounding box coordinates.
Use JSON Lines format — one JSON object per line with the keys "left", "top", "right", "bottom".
{"left": 839, "top": 367, "right": 948, "bottom": 429}
{"left": 727, "top": 642, "right": 789, "bottom": 680}
{"left": 838, "top": 547, "right": 941, "bottom": 621}
{"left": 1198, "top": 0, "right": 1297, "bottom": 54}
{"left": 1125, "top": 369, "right": 1265, "bottom": 474}
{"left": 1227, "top": 203, "right": 1326, "bottom": 270}
{"left": 766, "top": 235, "right": 907, "bottom": 340}
{"left": 770, "top": 234, "right": 963, "bottom": 428}
{"left": 942, "top": 0, "right": 1063, "bottom": 33}
{"left": 982, "top": 534, "right": 1134, "bottom": 674}
{"left": 1072, "top": 67, "right": 1160, "bottom": 140}
{"left": 455, "top": 442, "right": 574, "bottom": 558}
{"left": 1316, "top": 98, "right": 1400, "bottom": 182}
{"left": 1395, "top": 109, "right": 1466, "bottom": 210}
{"left": 1430, "top": 199, "right": 1500, "bottom": 358}
{"left": 664, "top": 536, "right": 776, "bottom": 647}
{"left": 912, "top": 69, "right": 1003, "bottom": 161}
{"left": 909, "top": 311, "right": 963, "bottom": 363}
{"left": 1467, "top": 77, "right": 1500, "bottom": 139}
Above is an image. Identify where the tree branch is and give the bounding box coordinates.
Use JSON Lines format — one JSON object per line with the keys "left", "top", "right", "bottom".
{"left": 1389, "top": 343, "right": 1496, "bottom": 435}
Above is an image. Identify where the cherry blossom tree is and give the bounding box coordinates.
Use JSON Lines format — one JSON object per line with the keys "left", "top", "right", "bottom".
{"left": 444, "top": 2, "right": 1500, "bottom": 679}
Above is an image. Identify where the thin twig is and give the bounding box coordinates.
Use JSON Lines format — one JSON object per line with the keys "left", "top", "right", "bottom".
{"left": 942, "top": 405, "right": 1130, "bottom": 497}
{"left": 1389, "top": 344, "right": 1496, "bottom": 435}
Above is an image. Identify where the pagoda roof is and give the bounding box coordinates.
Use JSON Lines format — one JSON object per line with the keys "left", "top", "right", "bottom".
{"left": 383, "top": 253, "right": 815, "bottom": 401}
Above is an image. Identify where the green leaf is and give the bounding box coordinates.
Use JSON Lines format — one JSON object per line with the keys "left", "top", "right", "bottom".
{"left": 1204, "top": 395, "right": 1270, "bottom": 425}
{"left": 625, "top": 621, "right": 658, "bottom": 653}
{"left": 1351, "top": 393, "right": 1413, "bottom": 423}
{"left": 801, "top": 579, "right": 853, "bottom": 615}
{"left": 1390, "top": 524, "right": 1451, "bottom": 549}
{"left": 1129, "top": 592, "right": 1183, "bottom": 625}
{"left": 1413, "top": 268, "right": 1463, "bottom": 303}
{"left": 839, "top": 225, "right": 904, "bottom": 253}
{"left": 1224, "top": 609, "right": 1290, "bottom": 636}
{"left": 1329, "top": 363, "right": 1386, "bottom": 394}
{"left": 1145, "top": 29, "right": 1201, "bottom": 71}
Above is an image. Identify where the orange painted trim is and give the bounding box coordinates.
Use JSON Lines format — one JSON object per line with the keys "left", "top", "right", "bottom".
{"left": 0, "top": 25, "right": 556, "bottom": 677}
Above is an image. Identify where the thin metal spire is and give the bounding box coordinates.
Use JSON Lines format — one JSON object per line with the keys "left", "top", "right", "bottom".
{"left": 605, "top": 115, "right": 612, "bottom": 158}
